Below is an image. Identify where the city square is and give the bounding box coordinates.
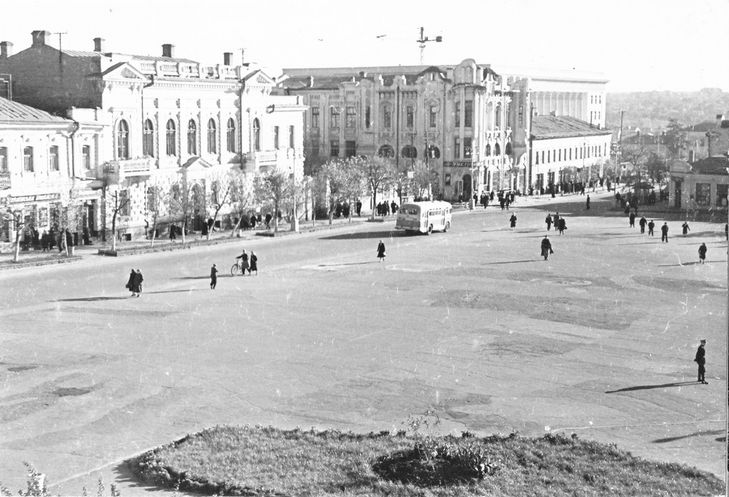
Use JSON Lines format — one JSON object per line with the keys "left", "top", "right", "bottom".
{"left": 0, "top": 192, "right": 725, "bottom": 493}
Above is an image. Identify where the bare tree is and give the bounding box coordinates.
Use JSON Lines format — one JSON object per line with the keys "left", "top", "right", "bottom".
{"left": 167, "top": 179, "right": 196, "bottom": 245}
{"left": 254, "top": 170, "right": 289, "bottom": 233}
{"left": 108, "top": 189, "right": 130, "bottom": 252}
{"left": 229, "top": 170, "right": 255, "bottom": 237}
{"left": 354, "top": 156, "right": 394, "bottom": 220}
{"left": 145, "top": 176, "right": 170, "bottom": 247}
{"left": 3, "top": 209, "right": 25, "bottom": 262}
{"left": 206, "top": 169, "right": 234, "bottom": 240}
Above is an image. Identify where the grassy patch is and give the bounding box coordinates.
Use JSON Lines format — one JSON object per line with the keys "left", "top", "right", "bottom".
{"left": 128, "top": 426, "right": 724, "bottom": 497}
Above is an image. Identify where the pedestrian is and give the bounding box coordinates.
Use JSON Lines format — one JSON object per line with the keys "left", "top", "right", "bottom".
{"left": 698, "top": 243, "right": 707, "bottom": 264}
{"left": 661, "top": 222, "right": 669, "bottom": 243}
{"left": 250, "top": 214, "right": 257, "bottom": 229}
{"left": 629, "top": 211, "right": 636, "bottom": 228}
{"left": 377, "top": 239, "right": 386, "bottom": 262}
{"left": 682, "top": 221, "right": 690, "bottom": 236}
{"left": 131, "top": 269, "right": 143, "bottom": 297}
{"left": 125, "top": 268, "right": 136, "bottom": 297}
{"left": 545, "top": 214, "right": 553, "bottom": 231}
{"left": 639, "top": 216, "right": 647, "bottom": 234}
{"left": 236, "top": 249, "right": 249, "bottom": 275}
{"left": 356, "top": 200, "right": 362, "bottom": 217}
{"left": 557, "top": 217, "right": 567, "bottom": 235}
{"left": 725, "top": 223, "right": 728, "bottom": 241}
{"left": 249, "top": 251, "right": 258, "bottom": 275}
{"left": 553, "top": 212, "right": 560, "bottom": 227}
{"left": 585, "top": 195, "right": 590, "bottom": 210}
{"left": 648, "top": 219, "right": 655, "bottom": 236}
{"left": 694, "top": 339, "right": 707, "bottom": 384}
{"left": 265, "top": 213, "right": 272, "bottom": 229}
{"left": 540, "top": 235, "right": 554, "bottom": 261}
{"left": 509, "top": 213, "right": 517, "bottom": 228}
{"left": 210, "top": 264, "right": 218, "bottom": 289}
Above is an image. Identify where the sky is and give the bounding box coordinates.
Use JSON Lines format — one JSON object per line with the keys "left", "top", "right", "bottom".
{"left": 3, "top": 0, "right": 728, "bottom": 92}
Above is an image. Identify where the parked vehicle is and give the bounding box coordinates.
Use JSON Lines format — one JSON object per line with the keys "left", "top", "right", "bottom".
{"left": 395, "top": 201, "right": 452, "bottom": 234}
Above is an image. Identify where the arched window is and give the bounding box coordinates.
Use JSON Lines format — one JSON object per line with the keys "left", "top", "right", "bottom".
{"left": 495, "top": 104, "right": 502, "bottom": 128}
{"left": 494, "top": 143, "right": 501, "bottom": 155}
{"left": 187, "top": 119, "right": 197, "bottom": 155}
{"left": 377, "top": 145, "right": 394, "bottom": 158}
{"left": 504, "top": 142, "right": 512, "bottom": 156}
{"left": 401, "top": 145, "right": 417, "bottom": 159}
{"left": 253, "top": 118, "right": 260, "bottom": 151}
{"left": 166, "top": 119, "right": 176, "bottom": 156}
{"left": 382, "top": 106, "right": 392, "bottom": 129}
{"left": 426, "top": 145, "right": 440, "bottom": 159}
{"left": 117, "top": 119, "right": 129, "bottom": 159}
{"left": 143, "top": 119, "right": 154, "bottom": 157}
{"left": 207, "top": 118, "right": 217, "bottom": 154}
{"left": 485, "top": 144, "right": 491, "bottom": 156}
{"left": 226, "top": 118, "right": 236, "bottom": 153}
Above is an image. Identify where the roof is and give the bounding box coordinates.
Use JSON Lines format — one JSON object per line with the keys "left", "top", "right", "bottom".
{"left": 531, "top": 115, "right": 611, "bottom": 139}
{"left": 61, "top": 49, "right": 103, "bottom": 58}
{"left": 690, "top": 156, "right": 729, "bottom": 175}
{"left": 121, "top": 53, "right": 198, "bottom": 64}
{"left": 0, "top": 96, "right": 69, "bottom": 123}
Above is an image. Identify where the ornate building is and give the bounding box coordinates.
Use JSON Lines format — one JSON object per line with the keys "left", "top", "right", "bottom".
{"left": 280, "top": 59, "right": 513, "bottom": 201}
{"left": 0, "top": 30, "right": 305, "bottom": 239}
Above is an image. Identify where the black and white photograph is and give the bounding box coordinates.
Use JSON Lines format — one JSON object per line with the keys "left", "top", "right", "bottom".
{"left": 0, "top": 0, "right": 727, "bottom": 495}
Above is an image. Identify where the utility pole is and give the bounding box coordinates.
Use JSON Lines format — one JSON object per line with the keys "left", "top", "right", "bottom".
{"left": 416, "top": 27, "right": 443, "bottom": 65}
{"left": 617, "top": 110, "right": 624, "bottom": 184}
{"left": 53, "top": 32, "right": 67, "bottom": 69}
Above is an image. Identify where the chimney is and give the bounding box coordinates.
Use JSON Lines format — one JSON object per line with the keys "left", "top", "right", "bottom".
{"left": 93, "top": 37, "right": 105, "bottom": 52}
{"left": 162, "top": 44, "right": 175, "bottom": 58}
{"left": 31, "top": 30, "right": 51, "bottom": 47}
{"left": 223, "top": 52, "right": 233, "bottom": 66}
{"left": 0, "top": 41, "right": 12, "bottom": 59}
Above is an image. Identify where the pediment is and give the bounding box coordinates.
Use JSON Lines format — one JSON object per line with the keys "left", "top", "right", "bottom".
{"left": 100, "top": 62, "right": 148, "bottom": 81}
{"left": 243, "top": 69, "right": 276, "bottom": 86}
{"left": 182, "top": 156, "right": 214, "bottom": 172}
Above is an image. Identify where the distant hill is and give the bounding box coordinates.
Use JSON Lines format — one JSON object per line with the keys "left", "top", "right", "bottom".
{"left": 606, "top": 88, "right": 729, "bottom": 133}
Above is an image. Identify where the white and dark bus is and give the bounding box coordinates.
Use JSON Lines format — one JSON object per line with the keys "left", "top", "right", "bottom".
{"left": 395, "top": 201, "right": 452, "bottom": 234}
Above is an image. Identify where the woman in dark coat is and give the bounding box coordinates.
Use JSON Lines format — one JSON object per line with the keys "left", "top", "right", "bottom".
{"left": 249, "top": 252, "right": 258, "bottom": 275}
{"left": 132, "top": 269, "right": 143, "bottom": 297}
{"left": 509, "top": 213, "right": 517, "bottom": 228}
{"left": 541, "top": 236, "right": 553, "bottom": 261}
{"left": 557, "top": 218, "right": 567, "bottom": 235}
{"left": 377, "top": 240, "right": 386, "bottom": 262}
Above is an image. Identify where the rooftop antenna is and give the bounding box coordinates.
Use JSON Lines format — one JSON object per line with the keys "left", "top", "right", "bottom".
{"left": 416, "top": 26, "right": 442, "bottom": 65}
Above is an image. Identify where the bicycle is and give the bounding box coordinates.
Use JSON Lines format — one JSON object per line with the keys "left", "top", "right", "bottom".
{"left": 230, "top": 261, "right": 244, "bottom": 276}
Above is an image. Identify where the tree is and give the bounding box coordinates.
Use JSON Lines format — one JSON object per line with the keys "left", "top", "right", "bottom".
{"left": 662, "top": 118, "right": 687, "bottom": 160}
{"left": 167, "top": 178, "right": 197, "bottom": 245}
{"left": 320, "top": 158, "right": 365, "bottom": 223}
{"left": 228, "top": 170, "right": 256, "bottom": 236}
{"left": 354, "top": 156, "right": 394, "bottom": 220}
{"left": 59, "top": 188, "right": 82, "bottom": 256}
{"left": 3, "top": 209, "right": 25, "bottom": 263}
{"left": 206, "top": 169, "right": 235, "bottom": 240}
{"left": 108, "top": 189, "right": 130, "bottom": 252}
{"left": 145, "top": 176, "right": 170, "bottom": 247}
{"left": 254, "top": 170, "right": 289, "bottom": 233}
{"left": 644, "top": 152, "right": 668, "bottom": 185}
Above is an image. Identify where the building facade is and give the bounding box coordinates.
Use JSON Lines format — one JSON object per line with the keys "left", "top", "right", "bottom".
{"left": 0, "top": 97, "right": 105, "bottom": 247}
{"left": 0, "top": 30, "right": 305, "bottom": 239}
{"left": 669, "top": 157, "right": 729, "bottom": 211}
{"left": 280, "top": 60, "right": 513, "bottom": 201}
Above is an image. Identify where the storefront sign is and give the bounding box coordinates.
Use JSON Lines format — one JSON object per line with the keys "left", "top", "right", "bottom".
{"left": 9, "top": 193, "right": 61, "bottom": 204}
{"left": 443, "top": 161, "right": 474, "bottom": 168}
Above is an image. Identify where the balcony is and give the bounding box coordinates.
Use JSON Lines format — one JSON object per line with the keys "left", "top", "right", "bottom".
{"left": 102, "top": 157, "right": 155, "bottom": 184}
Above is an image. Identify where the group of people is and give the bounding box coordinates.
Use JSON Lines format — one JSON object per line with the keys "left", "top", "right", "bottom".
{"left": 629, "top": 213, "right": 709, "bottom": 262}
{"left": 375, "top": 201, "right": 399, "bottom": 217}
{"left": 125, "top": 269, "right": 144, "bottom": 297}
{"left": 545, "top": 212, "right": 567, "bottom": 235}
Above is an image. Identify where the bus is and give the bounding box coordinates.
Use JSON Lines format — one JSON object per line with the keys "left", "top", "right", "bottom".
{"left": 395, "top": 201, "right": 452, "bottom": 234}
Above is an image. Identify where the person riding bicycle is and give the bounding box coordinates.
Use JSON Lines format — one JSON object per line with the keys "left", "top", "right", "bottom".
{"left": 236, "top": 249, "right": 250, "bottom": 275}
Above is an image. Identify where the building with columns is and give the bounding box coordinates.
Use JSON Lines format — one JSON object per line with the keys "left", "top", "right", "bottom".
{"left": 280, "top": 60, "right": 513, "bottom": 201}
{"left": 0, "top": 30, "right": 306, "bottom": 239}
{"left": 0, "top": 97, "right": 105, "bottom": 247}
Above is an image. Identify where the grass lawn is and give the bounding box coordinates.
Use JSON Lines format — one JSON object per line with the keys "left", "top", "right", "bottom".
{"left": 128, "top": 425, "right": 724, "bottom": 496}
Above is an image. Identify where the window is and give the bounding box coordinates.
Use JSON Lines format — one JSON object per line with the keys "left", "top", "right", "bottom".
{"left": 311, "top": 107, "right": 320, "bottom": 129}
{"left": 345, "top": 106, "right": 356, "bottom": 128}
{"left": 495, "top": 104, "right": 501, "bottom": 128}
{"left": 569, "top": 148, "right": 572, "bottom": 160}
{"left": 330, "top": 140, "right": 339, "bottom": 157}
{"left": 273, "top": 126, "right": 280, "bottom": 149}
{"left": 187, "top": 119, "right": 197, "bottom": 155}
{"left": 535, "top": 150, "right": 540, "bottom": 164}
{"left": 23, "top": 146, "right": 33, "bottom": 172}
{"left": 207, "top": 119, "right": 217, "bottom": 154}
{"left": 505, "top": 142, "right": 512, "bottom": 156}
{"left": 288, "top": 125, "right": 295, "bottom": 149}
{"left": 309, "top": 143, "right": 319, "bottom": 158}
{"left": 345, "top": 140, "right": 356, "bottom": 157}
{"left": 383, "top": 106, "right": 392, "bottom": 129}
{"left": 406, "top": 105, "right": 414, "bottom": 128}
{"left": 330, "top": 107, "right": 340, "bottom": 128}
{"left": 717, "top": 184, "right": 728, "bottom": 207}
{"left": 695, "top": 183, "right": 711, "bottom": 206}
{"left": 429, "top": 104, "right": 437, "bottom": 128}
{"left": 117, "top": 119, "right": 129, "bottom": 159}
{"left": 226, "top": 118, "right": 236, "bottom": 153}
{"left": 49, "top": 145, "right": 59, "bottom": 171}
{"left": 463, "top": 137, "right": 472, "bottom": 158}
{"left": 426, "top": 145, "right": 440, "bottom": 159}
{"left": 464, "top": 100, "right": 473, "bottom": 128}
{"left": 142, "top": 119, "right": 154, "bottom": 157}
{"left": 0, "top": 147, "right": 7, "bottom": 172}
{"left": 494, "top": 143, "right": 501, "bottom": 155}
{"left": 455, "top": 102, "right": 461, "bottom": 126}
{"left": 454, "top": 137, "right": 461, "bottom": 159}
{"left": 365, "top": 106, "right": 371, "bottom": 129}
{"left": 378, "top": 144, "right": 394, "bottom": 158}
{"left": 166, "top": 120, "right": 177, "bottom": 156}
{"left": 82, "top": 145, "right": 91, "bottom": 170}
{"left": 252, "top": 118, "right": 260, "bottom": 152}
{"left": 401, "top": 145, "right": 417, "bottom": 159}
{"left": 541, "top": 151, "right": 544, "bottom": 163}
{"left": 146, "top": 187, "right": 156, "bottom": 212}
{"left": 119, "top": 190, "right": 130, "bottom": 216}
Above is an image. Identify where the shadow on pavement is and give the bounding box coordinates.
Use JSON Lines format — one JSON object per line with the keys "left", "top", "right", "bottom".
{"left": 605, "top": 381, "right": 698, "bottom": 393}
{"left": 146, "top": 289, "right": 197, "bottom": 295}
{"left": 321, "top": 230, "right": 408, "bottom": 240}
{"left": 652, "top": 429, "right": 725, "bottom": 444}
{"left": 54, "top": 296, "right": 130, "bottom": 302}
{"left": 482, "top": 259, "right": 539, "bottom": 265}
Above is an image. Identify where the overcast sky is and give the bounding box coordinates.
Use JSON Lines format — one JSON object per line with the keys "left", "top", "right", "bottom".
{"left": 4, "top": 0, "right": 728, "bottom": 92}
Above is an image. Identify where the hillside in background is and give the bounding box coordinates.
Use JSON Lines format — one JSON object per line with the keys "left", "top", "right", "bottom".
{"left": 606, "top": 88, "right": 729, "bottom": 132}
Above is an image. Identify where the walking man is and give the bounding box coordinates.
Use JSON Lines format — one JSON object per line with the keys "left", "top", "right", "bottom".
{"left": 682, "top": 221, "right": 690, "bottom": 236}
{"left": 698, "top": 242, "right": 707, "bottom": 264}
{"left": 509, "top": 213, "right": 517, "bottom": 229}
{"left": 545, "top": 214, "right": 553, "bottom": 231}
{"left": 639, "top": 216, "right": 647, "bottom": 234}
{"left": 377, "top": 239, "right": 386, "bottom": 262}
{"left": 629, "top": 211, "right": 636, "bottom": 228}
{"left": 661, "top": 222, "right": 669, "bottom": 243}
{"left": 210, "top": 264, "right": 218, "bottom": 289}
{"left": 648, "top": 219, "right": 655, "bottom": 237}
{"left": 694, "top": 339, "right": 707, "bottom": 384}
{"left": 585, "top": 195, "right": 590, "bottom": 210}
{"left": 541, "top": 235, "right": 554, "bottom": 261}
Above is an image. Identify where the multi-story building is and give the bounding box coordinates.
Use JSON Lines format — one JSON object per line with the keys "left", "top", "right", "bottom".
{"left": 0, "top": 30, "right": 305, "bottom": 239}
{"left": 0, "top": 96, "right": 105, "bottom": 247}
{"left": 280, "top": 59, "right": 513, "bottom": 201}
